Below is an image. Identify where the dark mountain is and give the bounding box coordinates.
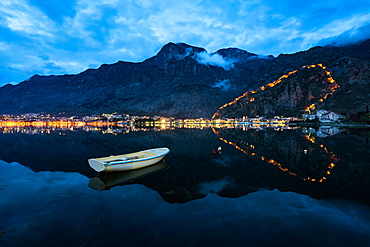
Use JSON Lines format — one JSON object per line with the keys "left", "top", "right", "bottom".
{"left": 0, "top": 40, "right": 369, "bottom": 118}
{"left": 214, "top": 64, "right": 341, "bottom": 118}
{"left": 214, "top": 40, "right": 370, "bottom": 118}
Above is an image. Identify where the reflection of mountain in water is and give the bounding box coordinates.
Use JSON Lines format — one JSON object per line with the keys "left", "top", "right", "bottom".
{"left": 316, "top": 126, "right": 344, "bottom": 138}
{"left": 0, "top": 128, "right": 369, "bottom": 205}
{"left": 213, "top": 127, "right": 370, "bottom": 200}
{"left": 212, "top": 127, "right": 340, "bottom": 183}
{"left": 0, "top": 128, "right": 223, "bottom": 177}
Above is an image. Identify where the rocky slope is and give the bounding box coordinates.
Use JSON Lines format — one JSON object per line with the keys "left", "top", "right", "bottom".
{"left": 0, "top": 40, "right": 370, "bottom": 118}
{"left": 213, "top": 64, "right": 341, "bottom": 118}
{"left": 214, "top": 40, "right": 370, "bottom": 118}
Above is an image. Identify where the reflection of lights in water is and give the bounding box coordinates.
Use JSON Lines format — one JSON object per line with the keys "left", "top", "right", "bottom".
{"left": 0, "top": 120, "right": 302, "bottom": 136}
{"left": 0, "top": 121, "right": 127, "bottom": 135}
{"left": 305, "top": 134, "right": 316, "bottom": 143}
{"left": 2, "top": 121, "right": 282, "bottom": 135}
{"left": 212, "top": 127, "right": 339, "bottom": 183}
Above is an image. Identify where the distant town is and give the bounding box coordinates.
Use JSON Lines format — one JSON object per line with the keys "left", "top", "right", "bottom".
{"left": 0, "top": 110, "right": 368, "bottom": 134}
{"left": 0, "top": 112, "right": 299, "bottom": 126}
{"left": 0, "top": 111, "right": 368, "bottom": 138}
{"left": 0, "top": 112, "right": 298, "bottom": 134}
{"left": 0, "top": 110, "right": 368, "bottom": 125}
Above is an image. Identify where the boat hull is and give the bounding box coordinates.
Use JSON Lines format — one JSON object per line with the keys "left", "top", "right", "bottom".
{"left": 88, "top": 147, "right": 170, "bottom": 172}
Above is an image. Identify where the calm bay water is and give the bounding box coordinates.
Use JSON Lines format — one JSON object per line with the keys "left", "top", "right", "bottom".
{"left": 0, "top": 125, "right": 370, "bottom": 246}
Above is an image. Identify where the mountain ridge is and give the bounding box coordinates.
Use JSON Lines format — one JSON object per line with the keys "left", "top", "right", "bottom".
{"left": 0, "top": 40, "right": 369, "bottom": 118}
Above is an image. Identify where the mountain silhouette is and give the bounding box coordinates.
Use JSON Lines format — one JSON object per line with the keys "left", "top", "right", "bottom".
{"left": 0, "top": 40, "right": 369, "bottom": 118}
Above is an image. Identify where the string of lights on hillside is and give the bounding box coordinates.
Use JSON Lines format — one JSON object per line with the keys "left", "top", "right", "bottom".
{"left": 211, "top": 127, "right": 339, "bottom": 183}
{"left": 212, "top": 63, "right": 340, "bottom": 119}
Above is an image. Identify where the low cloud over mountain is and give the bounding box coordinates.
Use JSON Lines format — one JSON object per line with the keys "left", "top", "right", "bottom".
{"left": 195, "top": 52, "right": 235, "bottom": 70}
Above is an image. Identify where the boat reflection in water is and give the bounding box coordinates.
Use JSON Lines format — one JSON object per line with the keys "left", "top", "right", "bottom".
{"left": 88, "top": 160, "right": 169, "bottom": 191}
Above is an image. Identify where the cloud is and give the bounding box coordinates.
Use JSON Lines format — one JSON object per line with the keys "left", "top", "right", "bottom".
{"left": 0, "top": 0, "right": 56, "bottom": 39}
{"left": 174, "top": 47, "right": 194, "bottom": 60}
{"left": 196, "top": 52, "right": 235, "bottom": 70}
{"left": 212, "top": 154, "right": 234, "bottom": 167}
{"left": 211, "top": 79, "right": 235, "bottom": 91}
{"left": 297, "top": 13, "right": 370, "bottom": 48}
{"left": 314, "top": 14, "right": 370, "bottom": 47}
{"left": 197, "top": 177, "right": 234, "bottom": 195}
{"left": 1, "top": 0, "right": 370, "bottom": 86}
{"left": 2, "top": 161, "right": 370, "bottom": 246}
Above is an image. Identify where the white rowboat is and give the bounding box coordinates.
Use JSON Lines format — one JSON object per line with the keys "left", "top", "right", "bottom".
{"left": 88, "top": 147, "right": 170, "bottom": 172}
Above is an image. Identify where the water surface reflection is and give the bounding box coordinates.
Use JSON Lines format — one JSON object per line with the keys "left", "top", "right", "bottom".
{"left": 0, "top": 126, "right": 369, "bottom": 204}
{"left": 1, "top": 126, "right": 370, "bottom": 246}
{"left": 1, "top": 161, "right": 370, "bottom": 246}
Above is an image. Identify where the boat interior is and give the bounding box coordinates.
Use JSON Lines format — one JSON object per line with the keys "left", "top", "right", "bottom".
{"left": 107, "top": 156, "right": 140, "bottom": 164}
{"left": 98, "top": 151, "right": 159, "bottom": 164}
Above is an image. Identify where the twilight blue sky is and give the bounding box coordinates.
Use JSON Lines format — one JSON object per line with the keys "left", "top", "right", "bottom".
{"left": 1, "top": 0, "right": 370, "bottom": 87}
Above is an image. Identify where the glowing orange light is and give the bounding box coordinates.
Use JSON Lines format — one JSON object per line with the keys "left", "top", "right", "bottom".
{"left": 212, "top": 63, "right": 338, "bottom": 119}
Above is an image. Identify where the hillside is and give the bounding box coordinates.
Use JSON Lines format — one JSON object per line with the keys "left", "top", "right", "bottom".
{"left": 213, "top": 40, "right": 370, "bottom": 118}
{"left": 213, "top": 64, "right": 341, "bottom": 118}
{"left": 0, "top": 40, "right": 369, "bottom": 118}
